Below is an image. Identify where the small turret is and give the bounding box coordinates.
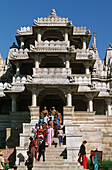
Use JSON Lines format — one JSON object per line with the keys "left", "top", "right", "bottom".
{"left": 10, "top": 42, "right": 18, "bottom": 49}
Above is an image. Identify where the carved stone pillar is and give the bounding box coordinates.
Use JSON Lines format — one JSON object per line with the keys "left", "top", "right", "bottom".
{"left": 65, "top": 32, "right": 68, "bottom": 42}
{"left": 67, "top": 93, "right": 72, "bottom": 107}
{"left": 32, "top": 92, "right": 37, "bottom": 107}
{"left": 20, "top": 37, "right": 24, "bottom": 49}
{"left": 65, "top": 54, "right": 71, "bottom": 69}
{"left": 35, "top": 60, "right": 39, "bottom": 68}
{"left": 15, "top": 62, "right": 20, "bottom": 76}
{"left": 86, "top": 94, "right": 93, "bottom": 112}
{"left": 82, "top": 37, "right": 86, "bottom": 50}
{"left": 106, "top": 98, "right": 112, "bottom": 116}
{"left": 65, "top": 61, "right": 70, "bottom": 69}
{"left": 83, "top": 62, "right": 90, "bottom": 75}
{"left": 28, "top": 86, "right": 43, "bottom": 123}
{"left": 10, "top": 94, "right": 17, "bottom": 112}
{"left": 37, "top": 29, "right": 42, "bottom": 42}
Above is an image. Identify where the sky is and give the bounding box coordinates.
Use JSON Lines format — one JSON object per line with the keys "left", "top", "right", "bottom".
{"left": 0, "top": 0, "right": 112, "bottom": 60}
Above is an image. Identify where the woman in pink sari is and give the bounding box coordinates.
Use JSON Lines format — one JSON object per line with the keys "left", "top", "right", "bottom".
{"left": 46, "top": 124, "right": 54, "bottom": 147}
{"left": 28, "top": 137, "right": 37, "bottom": 161}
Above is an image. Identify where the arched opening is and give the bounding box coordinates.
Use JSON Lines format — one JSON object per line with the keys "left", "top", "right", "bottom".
{"left": 42, "top": 30, "right": 64, "bottom": 41}
{"left": 20, "top": 62, "right": 34, "bottom": 75}
{"left": 70, "top": 38, "right": 82, "bottom": 49}
{"left": 93, "top": 99, "right": 106, "bottom": 115}
{"left": 0, "top": 97, "right": 11, "bottom": 114}
{"left": 73, "top": 95, "right": 87, "bottom": 111}
{"left": 17, "top": 90, "right": 32, "bottom": 111}
{"left": 70, "top": 62, "right": 85, "bottom": 74}
{"left": 40, "top": 56, "right": 64, "bottom": 68}
{"left": 38, "top": 88, "right": 66, "bottom": 123}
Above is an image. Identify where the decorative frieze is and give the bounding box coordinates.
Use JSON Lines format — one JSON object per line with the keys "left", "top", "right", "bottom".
{"left": 17, "top": 26, "right": 32, "bottom": 35}
{"left": 8, "top": 48, "right": 29, "bottom": 60}
{"left": 30, "top": 40, "right": 70, "bottom": 52}
{"left": 67, "top": 74, "right": 91, "bottom": 85}
{"left": 33, "top": 67, "right": 71, "bottom": 76}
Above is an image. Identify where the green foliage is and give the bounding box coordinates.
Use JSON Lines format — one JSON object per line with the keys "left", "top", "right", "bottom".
{"left": 87, "top": 159, "right": 112, "bottom": 170}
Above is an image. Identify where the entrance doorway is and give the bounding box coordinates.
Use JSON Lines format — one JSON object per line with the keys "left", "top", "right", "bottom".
{"left": 38, "top": 88, "right": 66, "bottom": 123}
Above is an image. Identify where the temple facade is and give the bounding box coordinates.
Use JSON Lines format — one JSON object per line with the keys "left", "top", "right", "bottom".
{"left": 0, "top": 9, "right": 112, "bottom": 163}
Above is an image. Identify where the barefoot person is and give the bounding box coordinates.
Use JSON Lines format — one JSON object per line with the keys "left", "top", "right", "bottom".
{"left": 78, "top": 140, "right": 87, "bottom": 169}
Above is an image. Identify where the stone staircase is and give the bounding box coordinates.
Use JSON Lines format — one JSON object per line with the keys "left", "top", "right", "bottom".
{"left": 17, "top": 138, "right": 88, "bottom": 170}
{"left": 72, "top": 112, "right": 112, "bottom": 159}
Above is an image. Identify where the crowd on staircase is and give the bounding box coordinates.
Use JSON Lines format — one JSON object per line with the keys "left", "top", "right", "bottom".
{"left": 25, "top": 106, "right": 64, "bottom": 170}
{"left": 0, "top": 106, "right": 100, "bottom": 170}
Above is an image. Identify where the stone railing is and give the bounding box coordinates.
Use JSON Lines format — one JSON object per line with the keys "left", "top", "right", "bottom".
{"left": 0, "top": 82, "right": 12, "bottom": 90}
{"left": 17, "top": 26, "right": 32, "bottom": 35}
{"left": 67, "top": 74, "right": 91, "bottom": 85}
{"left": 34, "top": 17, "right": 70, "bottom": 26}
{"left": 91, "top": 82, "right": 110, "bottom": 90}
{"left": 76, "top": 49, "right": 93, "bottom": 59}
{"left": 73, "top": 26, "right": 87, "bottom": 34}
{"left": 12, "top": 75, "right": 28, "bottom": 84}
{"left": 9, "top": 48, "right": 29, "bottom": 60}
{"left": 92, "top": 71, "right": 108, "bottom": 79}
{"left": 33, "top": 68, "right": 71, "bottom": 77}
{"left": 30, "top": 40, "right": 70, "bottom": 52}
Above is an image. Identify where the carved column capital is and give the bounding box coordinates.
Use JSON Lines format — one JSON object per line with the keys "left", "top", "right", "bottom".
{"left": 105, "top": 98, "right": 111, "bottom": 105}
{"left": 85, "top": 93, "right": 93, "bottom": 100}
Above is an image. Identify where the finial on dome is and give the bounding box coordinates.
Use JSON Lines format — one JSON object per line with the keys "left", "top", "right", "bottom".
{"left": 51, "top": 9, "right": 56, "bottom": 16}
{"left": 109, "top": 43, "right": 112, "bottom": 49}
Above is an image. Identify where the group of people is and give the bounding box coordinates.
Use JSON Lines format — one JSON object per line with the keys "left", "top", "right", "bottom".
{"left": 25, "top": 106, "right": 64, "bottom": 170}
{"left": 78, "top": 140, "right": 99, "bottom": 170}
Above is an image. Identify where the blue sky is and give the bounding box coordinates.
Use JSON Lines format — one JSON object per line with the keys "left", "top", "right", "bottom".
{"left": 0, "top": 0, "right": 112, "bottom": 60}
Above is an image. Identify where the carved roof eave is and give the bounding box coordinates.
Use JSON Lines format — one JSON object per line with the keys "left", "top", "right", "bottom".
{"left": 16, "top": 26, "right": 33, "bottom": 36}
{"left": 71, "top": 34, "right": 92, "bottom": 48}
{"left": 25, "top": 83, "right": 79, "bottom": 88}
{"left": 4, "top": 90, "right": 22, "bottom": 94}
{"left": 97, "top": 91, "right": 112, "bottom": 98}
{"left": 91, "top": 78, "right": 111, "bottom": 82}
{"left": 9, "top": 56, "right": 29, "bottom": 61}
{"left": 28, "top": 50, "right": 76, "bottom": 56}
{"left": 33, "top": 18, "right": 72, "bottom": 27}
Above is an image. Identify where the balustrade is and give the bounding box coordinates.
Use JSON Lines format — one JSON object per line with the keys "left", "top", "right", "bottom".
{"left": 33, "top": 67, "right": 71, "bottom": 76}
{"left": 67, "top": 74, "right": 91, "bottom": 85}
{"left": 12, "top": 75, "right": 28, "bottom": 84}
{"left": 30, "top": 40, "right": 70, "bottom": 52}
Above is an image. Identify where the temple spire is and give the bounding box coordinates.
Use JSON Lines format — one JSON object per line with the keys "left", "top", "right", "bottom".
{"left": 50, "top": 9, "right": 56, "bottom": 16}
{"left": 93, "top": 32, "right": 96, "bottom": 48}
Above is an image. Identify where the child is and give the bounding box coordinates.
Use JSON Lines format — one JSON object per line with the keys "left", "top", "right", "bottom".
{"left": 58, "top": 126, "right": 64, "bottom": 146}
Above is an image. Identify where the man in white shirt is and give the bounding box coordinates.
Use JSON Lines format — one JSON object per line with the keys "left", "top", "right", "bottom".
{"left": 0, "top": 151, "right": 4, "bottom": 170}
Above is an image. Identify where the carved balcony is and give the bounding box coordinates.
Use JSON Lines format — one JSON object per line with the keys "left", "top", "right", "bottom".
{"left": 17, "top": 26, "right": 32, "bottom": 35}
{"left": 30, "top": 40, "right": 70, "bottom": 52}
{"left": 91, "top": 82, "right": 110, "bottom": 90}
{"left": 33, "top": 68, "right": 71, "bottom": 77}
{"left": 9, "top": 48, "right": 29, "bottom": 60}
{"left": 67, "top": 74, "right": 91, "bottom": 85}
{"left": 75, "top": 49, "right": 94, "bottom": 60}
{"left": 12, "top": 75, "right": 29, "bottom": 84}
